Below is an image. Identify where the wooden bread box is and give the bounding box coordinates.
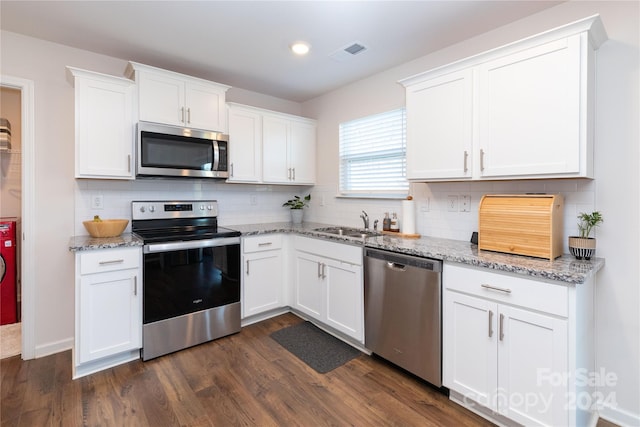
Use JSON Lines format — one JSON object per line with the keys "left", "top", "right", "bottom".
{"left": 478, "top": 194, "right": 564, "bottom": 260}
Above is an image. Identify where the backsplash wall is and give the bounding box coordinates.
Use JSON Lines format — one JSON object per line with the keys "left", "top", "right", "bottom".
{"left": 306, "top": 178, "right": 596, "bottom": 254}
{"left": 76, "top": 177, "right": 596, "bottom": 255}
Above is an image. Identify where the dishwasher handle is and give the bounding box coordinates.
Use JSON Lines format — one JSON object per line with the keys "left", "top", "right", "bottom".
{"left": 365, "top": 247, "right": 442, "bottom": 272}
{"left": 386, "top": 262, "right": 407, "bottom": 272}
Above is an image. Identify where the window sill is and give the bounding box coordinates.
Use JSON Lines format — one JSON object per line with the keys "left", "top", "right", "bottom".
{"left": 336, "top": 193, "right": 409, "bottom": 201}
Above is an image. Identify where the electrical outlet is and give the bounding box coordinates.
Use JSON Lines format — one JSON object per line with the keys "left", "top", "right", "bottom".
{"left": 420, "top": 197, "right": 430, "bottom": 212}
{"left": 91, "top": 195, "right": 104, "bottom": 210}
{"left": 447, "top": 195, "right": 458, "bottom": 212}
{"left": 460, "top": 195, "right": 471, "bottom": 212}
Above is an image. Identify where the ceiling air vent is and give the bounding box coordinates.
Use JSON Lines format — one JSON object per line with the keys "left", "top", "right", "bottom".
{"left": 329, "top": 41, "right": 368, "bottom": 62}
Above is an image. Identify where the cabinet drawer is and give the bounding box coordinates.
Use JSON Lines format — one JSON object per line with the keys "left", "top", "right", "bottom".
{"left": 444, "top": 262, "right": 568, "bottom": 317}
{"left": 294, "top": 236, "right": 362, "bottom": 265}
{"left": 80, "top": 247, "right": 140, "bottom": 275}
{"left": 243, "top": 234, "right": 283, "bottom": 253}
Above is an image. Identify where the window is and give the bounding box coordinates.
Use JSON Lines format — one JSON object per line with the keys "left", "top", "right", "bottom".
{"left": 339, "top": 108, "right": 408, "bottom": 197}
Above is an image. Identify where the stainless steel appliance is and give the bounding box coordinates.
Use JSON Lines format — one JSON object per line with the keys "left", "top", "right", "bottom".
{"left": 132, "top": 200, "right": 241, "bottom": 361}
{"left": 364, "top": 247, "right": 443, "bottom": 387}
{"left": 137, "top": 122, "right": 229, "bottom": 179}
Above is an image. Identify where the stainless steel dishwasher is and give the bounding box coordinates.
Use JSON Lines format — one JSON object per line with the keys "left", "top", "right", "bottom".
{"left": 364, "top": 247, "right": 442, "bottom": 387}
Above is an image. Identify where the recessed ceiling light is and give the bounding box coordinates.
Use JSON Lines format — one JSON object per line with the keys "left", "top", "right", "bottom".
{"left": 290, "top": 42, "right": 311, "bottom": 56}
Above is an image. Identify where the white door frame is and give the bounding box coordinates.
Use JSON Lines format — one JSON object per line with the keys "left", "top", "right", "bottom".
{"left": 1, "top": 75, "right": 35, "bottom": 360}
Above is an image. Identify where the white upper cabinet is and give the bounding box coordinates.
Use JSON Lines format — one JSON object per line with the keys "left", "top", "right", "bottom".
{"left": 67, "top": 67, "right": 135, "bottom": 180}
{"left": 227, "top": 103, "right": 316, "bottom": 185}
{"left": 126, "top": 62, "right": 230, "bottom": 133}
{"left": 227, "top": 103, "right": 262, "bottom": 182}
{"left": 400, "top": 15, "right": 607, "bottom": 182}
{"left": 405, "top": 69, "right": 473, "bottom": 180}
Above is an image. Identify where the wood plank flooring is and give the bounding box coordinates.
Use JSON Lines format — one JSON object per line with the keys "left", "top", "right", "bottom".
{"left": 1, "top": 313, "right": 496, "bottom": 426}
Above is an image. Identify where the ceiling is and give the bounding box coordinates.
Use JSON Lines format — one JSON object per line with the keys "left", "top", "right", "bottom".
{"left": 1, "top": 1, "right": 563, "bottom": 102}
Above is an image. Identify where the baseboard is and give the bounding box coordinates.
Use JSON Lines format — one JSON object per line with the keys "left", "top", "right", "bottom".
{"left": 34, "top": 337, "right": 73, "bottom": 358}
{"left": 599, "top": 404, "right": 640, "bottom": 427}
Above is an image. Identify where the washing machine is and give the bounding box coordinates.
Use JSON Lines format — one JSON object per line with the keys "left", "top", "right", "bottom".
{"left": 0, "top": 218, "right": 18, "bottom": 325}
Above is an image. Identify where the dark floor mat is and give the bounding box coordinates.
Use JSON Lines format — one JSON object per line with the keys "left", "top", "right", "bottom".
{"left": 270, "top": 321, "right": 362, "bottom": 373}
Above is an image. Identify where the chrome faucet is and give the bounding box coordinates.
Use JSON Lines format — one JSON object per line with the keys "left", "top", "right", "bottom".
{"left": 360, "top": 210, "right": 369, "bottom": 230}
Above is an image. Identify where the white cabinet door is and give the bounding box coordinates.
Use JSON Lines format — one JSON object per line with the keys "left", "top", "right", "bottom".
{"left": 78, "top": 268, "right": 140, "bottom": 364}
{"left": 498, "top": 305, "right": 568, "bottom": 427}
{"left": 478, "top": 36, "right": 582, "bottom": 178}
{"left": 262, "top": 115, "right": 291, "bottom": 183}
{"left": 128, "top": 62, "right": 230, "bottom": 132}
{"left": 324, "top": 260, "right": 363, "bottom": 341}
{"left": 406, "top": 69, "right": 473, "bottom": 180}
{"left": 227, "top": 105, "right": 262, "bottom": 182}
{"left": 293, "top": 252, "right": 324, "bottom": 319}
{"left": 444, "top": 291, "right": 498, "bottom": 410}
{"left": 184, "top": 81, "right": 227, "bottom": 132}
{"left": 242, "top": 250, "right": 283, "bottom": 318}
{"left": 70, "top": 68, "right": 135, "bottom": 179}
{"left": 262, "top": 114, "right": 317, "bottom": 185}
{"left": 289, "top": 120, "right": 316, "bottom": 184}
{"left": 137, "top": 71, "right": 185, "bottom": 127}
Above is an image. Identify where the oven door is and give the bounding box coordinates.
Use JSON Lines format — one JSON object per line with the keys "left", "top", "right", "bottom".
{"left": 137, "top": 122, "right": 229, "bottom": 179}
{"left": 143, "top": 237, "right": 240, "bottom": 325}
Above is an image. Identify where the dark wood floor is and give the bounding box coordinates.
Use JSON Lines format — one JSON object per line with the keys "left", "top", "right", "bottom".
{"left": 1, "top": 313, "right": 496, "bottom": 426}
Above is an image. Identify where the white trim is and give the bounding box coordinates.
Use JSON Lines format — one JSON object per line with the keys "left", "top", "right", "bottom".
{"left": 34, "top": 337, "right": 73, "bottom": 359}
{"left": 598, "top": 405, "right": 640, "bottom": 427}
{"left": 0, "top": 75, "right": 36, "bottom": 360}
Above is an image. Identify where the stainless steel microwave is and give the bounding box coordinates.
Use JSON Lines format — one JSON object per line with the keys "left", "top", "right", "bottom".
{"left": 136, "top": 122, "right": 229, "bottom": 179}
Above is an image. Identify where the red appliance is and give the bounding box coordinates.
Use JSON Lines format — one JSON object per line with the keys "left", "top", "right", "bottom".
{"left": 0, "top": 218, "right": 18, "bottom": 325}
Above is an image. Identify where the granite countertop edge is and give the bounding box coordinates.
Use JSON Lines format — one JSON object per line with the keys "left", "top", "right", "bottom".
{"left": 69, "top": 222, "right": 604, "bottom": 285}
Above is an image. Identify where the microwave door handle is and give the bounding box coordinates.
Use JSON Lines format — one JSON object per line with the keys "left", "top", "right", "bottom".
{"left": 212, "top": 141, "right": 220, "bottom": 171}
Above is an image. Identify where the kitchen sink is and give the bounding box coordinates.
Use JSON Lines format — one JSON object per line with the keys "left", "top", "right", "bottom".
{"left": 314, "top": 227, "right": 381, "bottom": 239}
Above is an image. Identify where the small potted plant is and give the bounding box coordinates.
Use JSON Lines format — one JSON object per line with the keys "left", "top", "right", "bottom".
{"left": 282, "top": 194, "right": 311, "bottom": 224}
{"left": 568, "top": 211, "right": 603, "bottom": 260}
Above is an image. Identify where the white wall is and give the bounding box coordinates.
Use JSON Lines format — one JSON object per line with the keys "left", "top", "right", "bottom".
{"left": 302, "top": 1, "right": 639, "bottom": 424}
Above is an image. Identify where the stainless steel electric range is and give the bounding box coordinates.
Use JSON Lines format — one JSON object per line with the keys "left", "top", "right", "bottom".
{"left": 131, "top": 200, "right": 241, "bottom": 361}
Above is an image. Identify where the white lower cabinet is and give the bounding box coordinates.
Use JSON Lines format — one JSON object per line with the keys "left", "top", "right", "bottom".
{"left": 74, "top": 247, "right": 142, "bottom": 378}
{"left": 443, "top": 262, "right": 593, "bottom": 427}
{"left": 242, "top": 235, "right": 285, "bottom": 318}
{"left": 293, "top": 236, "right": 364, "bottom": 342}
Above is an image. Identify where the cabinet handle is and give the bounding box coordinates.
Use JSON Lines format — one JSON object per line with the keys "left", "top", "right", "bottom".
{"left": 481, "top": 284, "right": 512, "bottom": 293}
{"left": 317, "top": 262, "right": 322, "bottom": 278}
{"left": 187, "top": 108, "right": 191, "bottom": 124}
{"left": 98, "top": 259, "right": 124, "bottom": 265}
{"left": 480, "top": 149, "right": 485, "bottom": 172}
{"left": 463, "top": 150, "right": 468, "bottom": 173}
{"left": 246, "top": 259, "right": 250, "bottom": 275}
{"left": 128, "top": 154, "right": 131, "bottom": 173}
{"left": 134, "top": 276, "right": 137, "bottom": 296}
{"left": 499, "top": 313, "right": 505, "bottom": 341}
{"left": 488, "top": 310, "right": 494, "bottom": 338}
{"left": 258, "top": 242, "right": 273, "bottom": 247}
{"left": 181, "top": 107, "right": 185, "bottom": 123}
{"left": 292, "top": 168, "right": 296, "bottom": 181}
{"left": 230, "top": 163, "right": 234, "bottom": 178}
{"left": 287, "top": 168, "right": 292, "bottom": 180}
{"left": 322, "top": 263, "right": 326, "bottom": 279}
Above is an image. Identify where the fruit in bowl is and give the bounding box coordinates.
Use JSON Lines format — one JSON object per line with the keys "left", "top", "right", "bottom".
{"left": 83, "top": 216, "right": 129, "bottom": 238}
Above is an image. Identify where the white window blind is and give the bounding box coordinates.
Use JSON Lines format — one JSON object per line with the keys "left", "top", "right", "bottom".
{"left": 339, "top": 108, "right": 408, "bottom": 197}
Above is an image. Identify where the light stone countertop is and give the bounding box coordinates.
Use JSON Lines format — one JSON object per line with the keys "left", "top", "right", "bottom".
{"left": 68, "top": 233, "right": 144, "bottom": 252}
{"left": 229, "top": 221, "right": 604, "bottom": 286}
{"left": 68, "top": 222, "right": 604, "bottom": 285}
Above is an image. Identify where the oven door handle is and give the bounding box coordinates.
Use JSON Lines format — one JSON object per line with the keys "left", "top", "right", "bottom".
{"left": 144, "top": 236, "right": 240, "bottom": 253}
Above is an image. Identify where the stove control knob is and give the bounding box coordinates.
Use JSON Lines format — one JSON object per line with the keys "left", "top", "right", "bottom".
{"left": 207, "top": 205, "right": 213, "bottom": 210}
{"left": 200, "top": 205, "right": 205, "bottom": 210}
{"left": 149, "top": 206, "right": 155, "bottom": 213}
{"left": 139, "top": 206, "right": 146, "bottom": 213}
